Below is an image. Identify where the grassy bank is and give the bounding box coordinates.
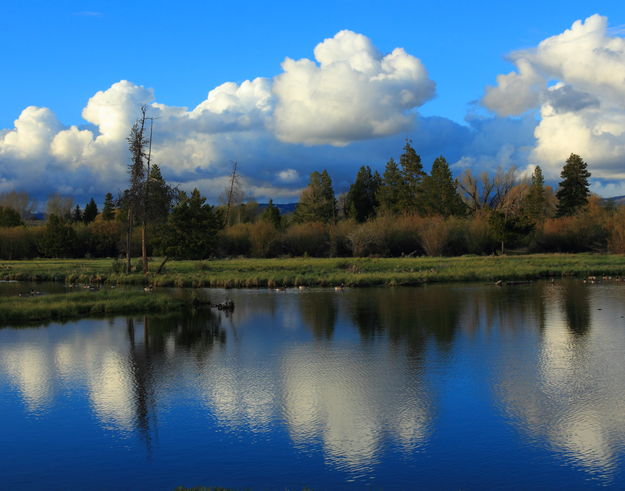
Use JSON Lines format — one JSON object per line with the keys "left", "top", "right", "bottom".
{"left": 0, "top": 289, "right": 189, "bottom": 324}
{"left": 1, "top": 254, "right": 625, "bottom": 288}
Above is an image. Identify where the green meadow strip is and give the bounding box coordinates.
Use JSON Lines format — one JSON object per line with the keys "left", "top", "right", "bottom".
{"left": 1, "top": 254, "right": 625, "bottom": 289}
{"left": 0, "top": 289, "right": 187, "bottom": 324}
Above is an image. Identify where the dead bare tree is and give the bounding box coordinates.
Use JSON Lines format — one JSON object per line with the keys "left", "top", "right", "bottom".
{"left": 141, "top": 116, "right": 155, "bottom": 274}
{"left": 222, "top": 161, "right": 242, "bottom": 226}
{"left": 125, "top": 106, "right": 148, "bottom": 274}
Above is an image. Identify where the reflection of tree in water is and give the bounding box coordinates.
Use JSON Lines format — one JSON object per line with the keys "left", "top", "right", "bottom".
{"left": 561, "top": 281, "right": 591, "bottom": 337}
{"left": 461, "top": 282, "right": 548, "bottom": 337}
{"left": 345, "top": 287, "right": 463, "bottom": 353}
{"left": 298, "top": 292, "right": 337, "bottom": 340}
{"left": 125, "top": 309, "right": 226, "bottom": 448}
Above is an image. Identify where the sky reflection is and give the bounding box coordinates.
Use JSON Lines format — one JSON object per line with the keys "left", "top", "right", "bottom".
{"left": 1, "top": 283, "right": 625, "bottom": 488}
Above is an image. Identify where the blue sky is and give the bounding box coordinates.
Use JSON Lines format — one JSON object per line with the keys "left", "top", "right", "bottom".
{"left": 2, "top": 1, "right": 625, "bottom": 203}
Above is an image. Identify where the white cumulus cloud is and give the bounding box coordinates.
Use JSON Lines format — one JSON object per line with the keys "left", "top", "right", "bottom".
{"left": 273, "top": 30, "right": 436, "bottom": 146}
{"left": 482, "top": 14, "right": 625, "bottom": 181}
{"left": 0, "top": 31, "right": 443, "bottom": 202}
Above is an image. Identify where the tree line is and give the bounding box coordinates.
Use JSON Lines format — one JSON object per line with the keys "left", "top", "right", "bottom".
{"left": 0, "top": 123, "right": 619, "bottom": 262}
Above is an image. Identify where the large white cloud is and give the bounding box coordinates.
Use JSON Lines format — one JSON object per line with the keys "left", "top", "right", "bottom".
{"left": 0, "top": 31, "right": 443, "bottom": 203}
{"left": 482, "top": 14, "right": 625, "bottom": 181}
{"left": 273, "top": 30, "right": 435, "bottom": 146}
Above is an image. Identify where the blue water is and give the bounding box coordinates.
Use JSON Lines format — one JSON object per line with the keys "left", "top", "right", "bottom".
{"left": 1, "top": 281, "right": 625, "bottom": 489}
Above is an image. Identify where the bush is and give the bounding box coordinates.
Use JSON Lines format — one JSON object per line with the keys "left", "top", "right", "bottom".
{"left": 464, "top": 212, "right": 498, "bottom": 255}
{"left": 280, "top": 222, "right": 330, "bottom": 257}
{"left": 220, "top": 223, "right": 252, "bottom": 256}
{"left": 385, "top": 216, "right": 423, "bottom": 256}
{"left": 87, "top": 220, "right": 123, "bottom": 257}
{"left": 248, "top": 221, "right": 280, "bottom": 257}
{"left": 533, "top": 206, "right": 608, "bottom": 253}
{"left": 38, "top": 216, "right": 79, "bottom": 258}
{"left": 418, "top": 216, "right": 450, "bottom": 256}
{"left": 0, "top": 226, "right": 41, "bottom": 259}
{"left": 608, "top": 207, "right": 625, "bottom": 253}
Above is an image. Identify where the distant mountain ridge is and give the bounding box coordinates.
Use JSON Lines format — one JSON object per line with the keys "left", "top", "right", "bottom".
{"left": 257, "top": 202, "right": 298, "bottom": 214}
{"left": 602, "top": 196, "right": 625, "bottom": 206}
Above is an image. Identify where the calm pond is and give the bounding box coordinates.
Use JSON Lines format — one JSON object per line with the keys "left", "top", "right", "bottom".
{"left": 2, "top": 281, "right": 625, "bottom": 489}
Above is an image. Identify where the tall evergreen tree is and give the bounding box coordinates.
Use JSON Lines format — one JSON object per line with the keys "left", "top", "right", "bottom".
{"left": 294, "top": 170, "right": 336, "bottom": 223}
{"left": 376, "top": 158, "right": 404, "bottom": 215}
{"left": 556, "top": 154, "right": 591, "bottom": 217}
{"left": 124, "top": 107, "right": 148, "bottom": 273}
{"left": 157, "top": 189, "right": 221, "bottom": 260}
{"left": 399, "top": 139, "right": 425, "bottom": 213}
{"left": 523, "top": 165, "right": 546, "bottom": 221}
{"left": 319, "top": 170, "right": 337, "bottom": 223}
{"left": 71, "top": 204, "right": 83, "bottom": 223}
{"left": 261, "top": 199, "right": 281, "bottom": 228}
{"left": 422, "top": 156, "right": 466, "bottom": 217}
{"left": 146, "top": 164, "right": 175, "bottom": 223}
{"left": 345, "top": 166, "right": 381, "bottom": 222}
{"left": 102, "top": 193, "right": 116, "bottom": 221}
{"left": 83, "top": 198, "right": 98, "bottom": 224}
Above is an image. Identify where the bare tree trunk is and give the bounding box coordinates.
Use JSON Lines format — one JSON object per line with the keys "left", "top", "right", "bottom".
{"left": 156, "top": 256, "right": 170, "bottom": 275}
{"left": 126, "top": 209, "right": 133, "bottom": 274}
{"left": 142, "top": 118, "right": 154, "bottom": 275}
{"left": 224, "top": 161, "right": 238, "bottom": 227}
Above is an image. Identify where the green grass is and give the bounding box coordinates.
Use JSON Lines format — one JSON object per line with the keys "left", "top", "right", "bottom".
{"left": 0, "top": 289, "right": 189, "bottom": 325}
{"left": 1, "top": 254, "right": 625, "bottom": 288}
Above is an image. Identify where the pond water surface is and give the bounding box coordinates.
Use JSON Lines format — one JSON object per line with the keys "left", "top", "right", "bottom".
{"left": 2, "top": 281, "right": 625, "bottom": 489}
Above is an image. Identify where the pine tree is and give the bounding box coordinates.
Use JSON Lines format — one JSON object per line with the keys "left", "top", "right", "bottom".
{"left": 71, "top": 204, "right": 82, "bottom": 223}
{"left": 422, "top": 156, "right": 466, "bottom": 217}
{"left": 399, "top": 139, "right": 425, "bottom": 213}
{"left": 319, "top": 170, "right": 337, "bottom": 223}
{"left": 261, "top": 199, "right": 281, "bottom": 228}
{"left": 146, "top": 164, "right": 175, "bottom": 223}
{"left": 157, "top": 189, "right": 221, "bottom": 260}
{"left": 556, "top": 154, "right": 591, "bottom": 217}
{"left": 524, "top": 165, "right": 546, "bottom": 221}
{"left": 295, "top": 170, "right": 336, "bottom": 223}
{"left": 376, "top": 158, "right": 405, "bottom": 215}
{"left": 83, "top": 198, "right": 98, "bottom": 224}
{"left": 102, "top": 193, "right": 116, "bottom": 221}
{"left": 345, "top": 166, "right": 381, "bottom": 222}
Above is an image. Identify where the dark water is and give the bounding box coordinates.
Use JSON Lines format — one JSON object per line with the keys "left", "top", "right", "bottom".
{"left": 2, "top": 281, "right": 625, "bottom": 490}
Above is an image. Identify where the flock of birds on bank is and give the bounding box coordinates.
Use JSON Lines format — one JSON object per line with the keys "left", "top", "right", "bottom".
{"left": 14, "top": 275, "right": 622, "bottom": 300}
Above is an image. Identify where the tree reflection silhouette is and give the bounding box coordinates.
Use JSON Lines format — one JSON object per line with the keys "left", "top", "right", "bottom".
{"left": 125, "top": 309, "right": 226, "bottom": 449}
{"left": 344, "top": 287, "right": 463, "bottom": 353}
{"left": 561, "top": 281, "right": 591, "bottom": 336}
{"left": 298, "top": 291, "right": 337, "bottom": 340}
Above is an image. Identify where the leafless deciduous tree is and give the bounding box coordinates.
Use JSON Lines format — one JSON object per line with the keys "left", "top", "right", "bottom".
{"left": 0, "top": 191, "right": 37, "bottom": 219}
{"left": 457, "top": 166, "right": 518, "bottom": 212}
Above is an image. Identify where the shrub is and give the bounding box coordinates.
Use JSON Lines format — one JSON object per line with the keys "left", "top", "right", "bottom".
{"left": 464, "top": 211, "right": 498, "bottom": 255}
{"left": 534, "top": 206, "right": 608, "bottom": 253}
{"left": 38, "top": 216, "right": 79, "bottom": 258}
{"left": 248, "top": 221, "right": 280, "bottom": 257}
{"left": 347, "top": 219, "right": 388, "bottom": 257}
{"left": 385, "top": 216, "right": 422, "bottom": 256}
{"left": 0, "top": 226, "right": 41, "bottom": 259}
{"left": 418, "top": 216, "right": 450, "bottom": 256}
{"left": 281, "top": 222, "right": 330, "bottom": 257}
{"left": 608, "top": 207, "right": 625, "bottom": 253}
{"left": 220, "top": 223, "right": 252, "bottom": 256}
